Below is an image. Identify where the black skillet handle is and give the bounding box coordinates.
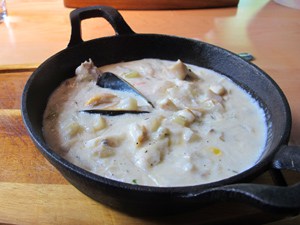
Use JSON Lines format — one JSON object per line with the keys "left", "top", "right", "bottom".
{"left": 68, "top": 6, "right": 135, "bottom": 48}
{"left": 199, "top": 145, "right": 300, "bottom": 215}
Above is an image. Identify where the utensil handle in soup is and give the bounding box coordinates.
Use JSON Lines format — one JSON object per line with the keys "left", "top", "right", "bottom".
{"left": 183, "top": 145, "right": 300, "bottom": 215}
{"left": 68, "top": 6, "right": 135, "bottom": 47}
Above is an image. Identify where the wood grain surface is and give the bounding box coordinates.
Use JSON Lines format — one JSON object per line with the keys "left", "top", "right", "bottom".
{"left": 1, "top": 0, "right": 300, "bottom": 224}
{"left": 63, "top": 0, "right": 239, "bottom": 10}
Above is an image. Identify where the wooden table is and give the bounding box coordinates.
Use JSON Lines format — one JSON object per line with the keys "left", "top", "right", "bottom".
{"left": 1, "top": 0, "right": 300, "bottom": 224}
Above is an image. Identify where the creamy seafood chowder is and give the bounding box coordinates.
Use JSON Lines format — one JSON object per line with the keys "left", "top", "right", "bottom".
{"left": 43, "top": 59, "right": 267, "bottom": 187}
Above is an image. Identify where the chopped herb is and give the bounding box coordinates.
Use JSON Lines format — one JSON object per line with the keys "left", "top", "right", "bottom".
{"left": 132, "top": 179, "right": 137, "bottom": 184}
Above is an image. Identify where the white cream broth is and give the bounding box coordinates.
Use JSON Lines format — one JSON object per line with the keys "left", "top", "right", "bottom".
{"left": 43, "top": 58, "right": 267, "bottom": 187}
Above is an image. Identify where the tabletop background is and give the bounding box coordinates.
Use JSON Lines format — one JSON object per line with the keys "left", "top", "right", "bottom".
{"left": 1, "top": 0, "right": 300, "bottom": 224}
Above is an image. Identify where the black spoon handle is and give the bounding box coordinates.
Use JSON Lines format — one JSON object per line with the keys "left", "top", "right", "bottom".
{"left": 80, "top": 109, "right": 150, "bottom": 116}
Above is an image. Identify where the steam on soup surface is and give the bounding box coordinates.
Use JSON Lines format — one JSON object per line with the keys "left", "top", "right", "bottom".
{"left": 43, "top": 59, "right": 267, "bottom": 187}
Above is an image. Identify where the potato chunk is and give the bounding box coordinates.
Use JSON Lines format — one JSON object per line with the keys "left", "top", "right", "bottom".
{"left": 130, "top": 124, "right": 148, "bottom": 147}
{"left": 93, "top": 116, "right": 107, "bottom": 131}
{"left": 119, "top": 97, "right": 138, "bottom": 110}
{"left": 172, "top": 109, "right": 196, "bottom": 126}
{"left": 209, "top": 84, "right": 226, "bottom": 96}
{"left": 182, "top": 127, "right": 200, "bottom": 142}
{"left": 158, "top": 98, "right": 178, "bottom": 111}
{"left": 154, "top": 127, "right": 170, "bottom": 140}
{"left": 134, "top": 147, "right": 161, "bottom": 170}
{"left": 134, "top": 138, "right": 169, "bottom": 170}
{"left": 169, "top": 59, "right": 198, "bottom": 80}
{"left": 65, "top": 122, "right": 83, "bottom": 138}
{"left": 149, "top": 116, "right": 164, "bottom": 132}
{"left": 169, "top": 59, "right": 188, "bottom": 80}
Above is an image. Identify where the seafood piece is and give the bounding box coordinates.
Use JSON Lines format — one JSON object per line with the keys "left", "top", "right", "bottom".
{"left": 93, "top": 116, "right": 107, "bottom": 131}
{"left": 169, "top": 59, "right": 198, "bottom": 80}
{"left": 85, "top": 93, "right": 117, "bottom": 107}
{"left": 75, "top": 59, "right": 101, "bottom": 81}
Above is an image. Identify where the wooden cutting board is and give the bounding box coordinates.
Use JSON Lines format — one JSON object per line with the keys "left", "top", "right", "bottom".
{"left": 63, "top": 0, "right": 239, "bottom": 10}
{"left": 0, "top": 68, "right": 299, "bottom": 225}
{"left": 0, "top": 57, "right": 297, "bottom": 225}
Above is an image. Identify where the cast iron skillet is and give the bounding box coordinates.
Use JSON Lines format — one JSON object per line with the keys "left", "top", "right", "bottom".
{"left": 22, "top": 6, "right": 300, "bottom": 216}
